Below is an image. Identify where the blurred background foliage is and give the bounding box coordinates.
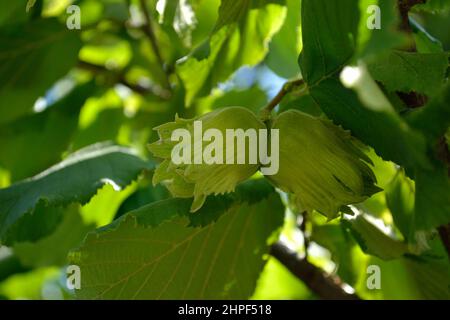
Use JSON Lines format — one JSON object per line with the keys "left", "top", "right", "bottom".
{"left": 0, "top": 0, "right": 449, "bottom": 300}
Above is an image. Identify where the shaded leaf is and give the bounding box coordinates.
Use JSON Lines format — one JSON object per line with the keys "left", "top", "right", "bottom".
{"left": 356, "top": 0, "right": 406, "bottom": 59}
{"left": 385, "top": 170, "right": 415, "bottom": 240}
{"left": 0, "top": 19, "right": 82, "bottom": 124}
{"left": 0, "top": 143, "right": 153, "bottom": 244}
{"left": 309, "top": 77, "right": 430, "bottom": 170}
{"left": 414, "top": 164, "right": 450, "bottom": 231}
{"left": 299, "top": 0, "right": 359, "bottom": 85}
{"left": 177, "top": 0, "right": 286, "bottom": 105}
{"left": 13, "top": 207, "right": 94, "bottom": 268}
{"left": 367, "top": 51, "right": 449, "bottom": 96}
{"left": 414, "top": 0, "right": 450, "bottom": 13}
{"left": 0, "top": 82, "right": 95, "bottom": 182}
{"left": 69, "top": 180, "right": 283, "bottom": 299}
{"left": 265, "top": 0, "right": 302, "bottom": 78}
{"left": 343, "top": 214, "right": 408, "bottom": 260}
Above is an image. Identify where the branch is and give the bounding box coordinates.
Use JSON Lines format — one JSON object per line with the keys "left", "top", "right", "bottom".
{"left": 438, "top": 224, "right": 450, "bottom": 258}
{"left": 77, "top": 60, "right": 171, "bottom": 99}
{"left": 138, "top": 0, "right": 171, "bottom": 90}
{"left": 298, "top": 211, "right": 310, "bottom": 260}
{"left": 397, "top": 0, "right": 450, "bottom": 257}
{"left": 270, "top": 241, "right": 361, "bottom": 300}
{"left": 398, "top": 0, "right": 427, "bottom": 33}
{"left": 261, "top": 79, "right": 306, "bottom": 119}
{"left": 395, "top": 0, "right": 428, "bottom": 107}
{"left": 28, "top": 0, "right": 43, "bottom": 19}
{"left": 437, "top": 143, "right": 450, "bottom": 254}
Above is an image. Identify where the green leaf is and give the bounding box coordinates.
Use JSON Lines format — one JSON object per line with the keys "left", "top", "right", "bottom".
{"left": 309, "top": 77, "right": 430, "bottom": 170}
{"left": 0, "top": 18, "right": 82, "bottom": 125}
{"left": 69, "top": 181, "right": 284, "bottom": 299}
{"left": 0, "top": 143, "right": 152, "bottom": 244}
{"left": 177, "top": 0, "right": 286, "bottom": 105}
{"left": 115, "top": 184, "right": 170, "bottom": 220}
{"left": 2, "top": 202, "right": 64, "bottom": 245}
{"left": 278, "top": 93, "right": 322, "bottom": 116}
{"left": 122, "top": 179, "right": 278, "bottom": 229}
{"left": 411, "top": 19, "right": 444, "bottom": 54}
{"left": 385, "top": 170, "right": 415, "bottom": 240}
{"left": 0, "top": 0, "right": 28, "bottom": 26}
{"left": 72, "top": 89, "right": 126, "bottom": 151}
{"left": 298, "top": 0, "right": 434, "bottom": 173}
{"left": 298, "top": 0, "right": 359, "bottom": 85}
{"left": 311, "top": 224, "right": 359, "bottom": 285}
{"left": 26, "top": 0, "right": 37, "bottom": 12}
{"left": 252, "top": 258, "right": 313, "bottom": 299}
{"left": 265, "top": 0, "right": 302, "bottom": 78}
{"left": 13, "top": 207, "right": 93, "bottom": 268}
{"left": 367, "top": 51, "right": 449, "bottom": 96}
{"left": 80, "top": 183, "right": 137, "bottom": 228}
{"left": 414, "top": 164, "right": 450, "bottom": 231}
{"left": 343, "top": 214, "right": 408, "bottom": 260}
{"left": 356, "top": 0, "right": 406, "bottom": 59}
{"left": 385, "top": 144, "right": 450, "bottom": 235}
{"left": 406, "top": 84, "right": 450, "bottom": 142}
{"left": 359, "top": 255, "right": 450, "bottom": 299}
{"left": 414, "top": 0, "right": 450, "bottom": 13}
{"left": 0, "top": 82, "right": 95, "bottom": 182}
{"left": 198, "top": 85, "right": 268, "bottom": 114}
{"left": 79, "top": 33, "right": 132, "bottom": 70}
{"left": 0, "top": 267, "right": 59, "bottom": 300}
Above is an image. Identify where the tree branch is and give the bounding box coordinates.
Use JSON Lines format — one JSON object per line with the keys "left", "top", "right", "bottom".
{"left": 77, "top": 60, "right": 171, "bottom": 99}
{"left": 261, "top": 79, "right": 306, "bottom": 119}
{"left": 396, "top": 0, "right": 450, "bottom": 259}
{"left": 396, "top": 0, "right": 429, "bottom": 108}
{"left": 398, "top": 0, "right": 427, "bottom": 33}
{"left": 270, "top": 241, "right": 361, "bottom": 300}
{"left": 438, "top": 224, "right": 450, "bottom": 258}
{"left": 138, "top": 0, "right": 171, "bottom": 90}
{"left": 298, "top": 211, "right": 310, "bottom": 260}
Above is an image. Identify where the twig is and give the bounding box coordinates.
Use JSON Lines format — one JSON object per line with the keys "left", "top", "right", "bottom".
{"left": 270, "top": 241, "right": 361, "bottom": 300}
{"left": 438, "top": 224, "right": 450, "bottom": 259}
{"left": 77, "top": 60, "right": 171, "bottom": 99}
{"left": 396, "top": 1, "right": 450, "bottom": 254}
{"left": 30, "top": 0, "right": 43, "bottom": 19}
{"left": 299, "top": 211, "right": 310, "bottom": 260}
{"left": 398, "top": 0, "right": 427, "bottom": 32}
{"left": 260, "top": 79, "right": 306, "bottom": 120}
{"left": 263, "top": 79, "right": 305, "bottom": 112}
{"left": 396, "top": 0, "right": 428, "bottom": 107}
{"left": 138, "top": 0, "right": 171, "bottom": 90}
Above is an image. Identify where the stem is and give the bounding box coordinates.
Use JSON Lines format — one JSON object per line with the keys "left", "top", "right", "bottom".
{"left": 398, "top": 0, "right": 427, "bottom": 33}
{"left": 436, "top": 131, "right": 450, "bottom": 258}
{"left": 438, "top": 224, "right": 450, "bottom": 258}
{"left": 396, "top": 1, "right": 450, "bottom": 255}
{"left": 30, "top": 0, "right": 43, "bottom": 19}
{"left": 270, "top": 241, "right": 361, "bottom": 300}
{"left": 299, "top": 211, "right": 310, "bottom": 260}
{"left": 77, "top": 60, "right": 171, "bottom": 99}
{"left": 396, "top": 0, "right": 428, "bottom": 108}
{"left": 261, "top": 79, "right": 306, "bottom": 119}
{"left": 139, "top": 0, "right": 172, "bottom": 91}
